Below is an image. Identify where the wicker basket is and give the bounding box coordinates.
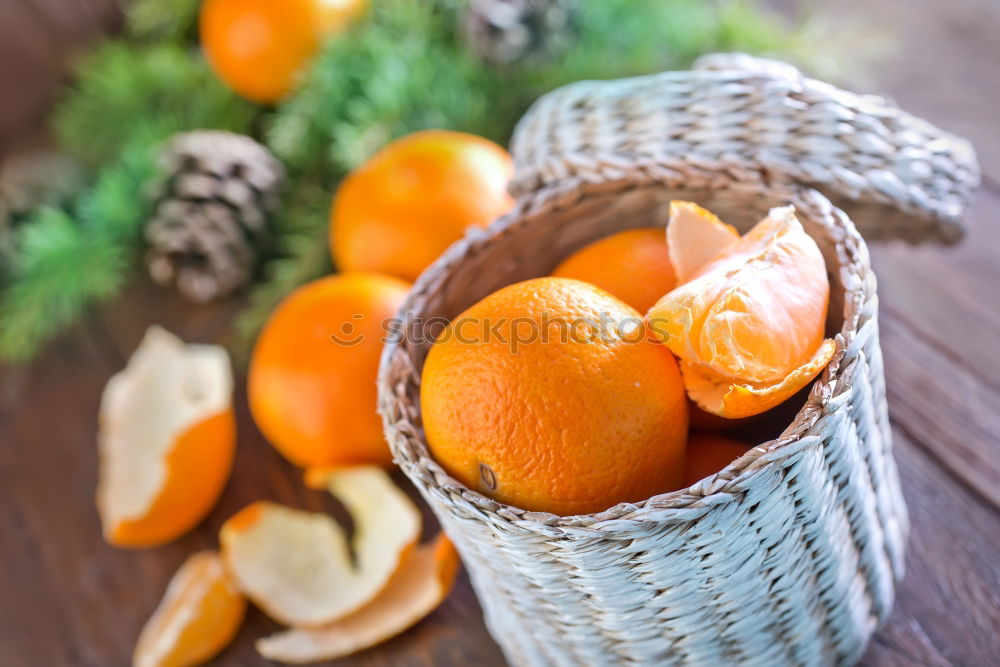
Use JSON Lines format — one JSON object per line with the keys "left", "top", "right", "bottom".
{"left": 378, "top": 55, "right": 979, "bottom": 666}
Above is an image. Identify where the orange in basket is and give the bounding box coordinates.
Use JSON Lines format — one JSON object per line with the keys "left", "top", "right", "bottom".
{"left": 331, "top": 130, "right": 515, "bottom": 282}
{"left": 256, "top": 534, "right": 460, "bottom": 662}
{"left": 248, "top": 273, "right": 410, "bottom": 468}
{"left": 421, "top": 277, "right": 689, "bottom": 516}
{"left": 552, "top": 227, "right": 676, "bottom": 314}
{"left": 649, "top": 205, "right": 836, "bottom": 418}
{"left": 683, "top": 433, "right": 753, "bottom": 486}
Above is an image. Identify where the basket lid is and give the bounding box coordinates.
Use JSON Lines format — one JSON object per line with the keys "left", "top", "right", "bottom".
{"left": 509, "top": 53, "right": 980, "bottom": 244}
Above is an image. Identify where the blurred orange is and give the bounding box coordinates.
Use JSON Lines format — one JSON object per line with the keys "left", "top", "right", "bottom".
{"left": 200, "top": 0, "right": 366, "bottom": 104}
{"left": 248, "top": 272, "right": 410, "bottom": 468}
{"left": 552, "top": 228, "right": 676, "bottom": 314}
{"left": 331, "top": 130, "right": 515, "bottom": 282}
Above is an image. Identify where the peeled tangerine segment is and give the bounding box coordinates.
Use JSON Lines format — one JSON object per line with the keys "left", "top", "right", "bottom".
{"left": 98, "top": 326, "right": 234, "bottom": 547}
{"left": 133, "top": 550, "right": 246, "bottom": 667}
{"left": 681, "top": 339, "right": 837, "bottom": 419}
{"left": 256, "top": 534, "right": 460, "bottom": 663}
{"left": 220, "top": 466, "right": 421, "bottom": 628}
{"left": 650, "top": 206, "right": 835, "bottom": 418}
{"left": 666, "top": 200, "right": 741, "bottom": 283}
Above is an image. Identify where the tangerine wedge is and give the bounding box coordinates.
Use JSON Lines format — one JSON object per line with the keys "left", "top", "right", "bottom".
{"left": 97, "top": 326, "right": 235, "bottom": 548}
{"left": 256, "top": 534, "right": 460, "bottom": 663}
{"left": 649, "top": 206, "right": 835, "bottom": 418}
{"left": 133, "top": 551, "right": 246, "bottom": 667}
{"left": 666, "top": 201, "right": 740, "bottom": 284}
{"left": 220, "top": 466, "right": 421, "bottom": 627}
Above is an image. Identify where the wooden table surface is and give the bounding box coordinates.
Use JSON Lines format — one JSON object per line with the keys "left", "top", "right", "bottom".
{"left": 1, "top": 0, "right": 998, "bottom": 665}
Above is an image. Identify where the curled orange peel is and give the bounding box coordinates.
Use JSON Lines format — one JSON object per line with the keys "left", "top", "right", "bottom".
{"left": 97, "top": 326, "right": 235, "bottom": 548}
{"left": 256, "top": 534, "right": 460, "bottom": 663}
{"left": 219, "top": 466, "right": 421, "bottom": 628}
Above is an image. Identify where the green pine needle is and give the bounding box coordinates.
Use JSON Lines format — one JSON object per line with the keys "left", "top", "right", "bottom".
{"left": 126, "top": 0, "right": 202, "bottom": 43}
{"left": 268, "top": 0, "right": 832, "bottom": 184}
{"left": 0, "top": 148, "right": 155, "bottom": 362}
{"left": 0, "top": 209, "right": 120, "bottom": 360}
{"left": 54, "top": 42, "right": 256, "bottom": 166}
{"left": 267, "top": 0, "right": 495, "bottom": 178}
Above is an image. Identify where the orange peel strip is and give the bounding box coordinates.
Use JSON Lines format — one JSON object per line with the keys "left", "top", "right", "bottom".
{"left": 666, "top": 200, "right": 740, "bottom": 284}
{"left": 220, "top": 466, "right": 421, "bottom": 628}
{"left": 97, "top": 326, "right": 234, "bottom": 548}
{"left": 133, "top": 550, "right": 246, "bottom": 667}
{"left": 256, "top": 535, "right": 460, "bottom": 663}
{"left": 681, "top": 338, "right": 837, "bottom": 419}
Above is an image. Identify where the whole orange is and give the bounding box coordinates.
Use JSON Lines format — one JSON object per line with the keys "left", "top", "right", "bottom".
{"left": 420, "top": 277, "right": 689, "bottom": 516}
{"left": 200, "top": 0, "right": 367, "bottom": 104}
{"left": 248, "top": 272, "right": 410, "bottom": 468}
{"left": 331, "top": 130, "right": 515, "bottom": 282}
{"left": 683, "top": 433, "right": 751, "bottom": 486}
{"left": 552, "top": 227, "right": 676, "bottom": 314}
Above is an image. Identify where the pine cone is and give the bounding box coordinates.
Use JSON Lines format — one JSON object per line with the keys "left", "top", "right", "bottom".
{"left": 145, "top": 130, "right": 284, "bottom": 303}
{"left": 461, "top": 0, "right": 577, "bottom": 66}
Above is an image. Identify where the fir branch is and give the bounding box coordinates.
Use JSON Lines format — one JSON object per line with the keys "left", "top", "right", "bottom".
{"left": 54, "top": 42, "right": 256, "bottom": 166}
{"left": 267, "top": 0, "right": 495, "bottom": 179}
{"left": 268, "top": 0, "right": 838, "bottom": 184}
{"left": 126, "top": 0, "right": 202, "bottom": 43}
{"left": 0, "top": 208, "right": 119, "bottom": 360}
{"left": 0, "top": 147, "right": 156, "bottom": 362}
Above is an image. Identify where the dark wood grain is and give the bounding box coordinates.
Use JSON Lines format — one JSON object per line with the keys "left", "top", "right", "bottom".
{"left": 0, "top": 0, "right": 122, "bottom": 157}
{"left": 863, "top": 431, "right": 1000, "bottom": 666}
{"left": 1, "top": 0, "right": 999, "bottom": 665}
{"left": 879, "top": 303, "right": 1000, "bottom": 512}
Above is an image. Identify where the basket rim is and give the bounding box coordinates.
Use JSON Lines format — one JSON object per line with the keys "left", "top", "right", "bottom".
{"left": 378, "top": 171, "right": 869, "bottom": 534}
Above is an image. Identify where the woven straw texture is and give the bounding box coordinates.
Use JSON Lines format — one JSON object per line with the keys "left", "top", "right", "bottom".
{"left": 511, "top": 53, "right": 980, "bottom": 245}
{"left": 379, "top": 55, "right": 976, "bottom": 666}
